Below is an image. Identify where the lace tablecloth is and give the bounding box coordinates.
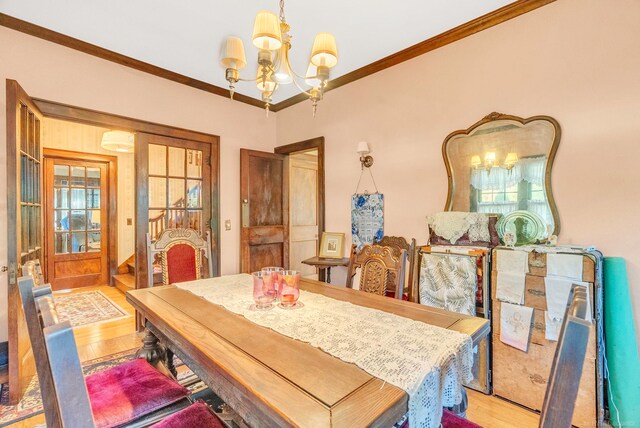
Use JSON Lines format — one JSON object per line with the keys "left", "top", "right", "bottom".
{"left": 176, "top": 274, "right": 474, "bottom": 428}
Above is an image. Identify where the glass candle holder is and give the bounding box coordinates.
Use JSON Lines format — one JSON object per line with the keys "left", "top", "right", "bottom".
{"left": 251, "top": 271, "right": 275, "bottom": 310}
{"left": 278, "top": 270, "right": 301, "bottom": 309}
{"left": 261, "top": 267, "right": 284, "bottom": 301}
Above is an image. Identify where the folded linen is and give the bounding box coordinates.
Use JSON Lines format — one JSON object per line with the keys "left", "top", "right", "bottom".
{"left": 544, "top": 275, "right": 591, "bottom": 321}
{"left": 496, "top": 249, "right": 529, "bottom": 273}
{"left": 496, "top": 271, "right": 527, "bottom": 304}
{"left": 544, "top": 311, "right": 562, "bottom": 341}
{"left": 546, "top": 253, "right": 583, "bottom": 280}
{"left": 500, "top": 302, "right": 533, "bottom": 352}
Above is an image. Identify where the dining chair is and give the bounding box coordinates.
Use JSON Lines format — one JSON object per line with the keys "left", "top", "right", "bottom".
{"left": 17, "top": 276, "right": 195, "bottom": 428}
{"left": 373, "top": 235, "right": 417, "bottom": 300}
{"left": 22, "top": 260, "right": 45, "bottom": 285}
{"left": 346, "top": 244, "right": 407, "bottom": 299}
{"left": 147, "top": 228, "right": 213, "bottom": 287}
{"left": 538, "top": 285, "right": 592, "bottom": 428}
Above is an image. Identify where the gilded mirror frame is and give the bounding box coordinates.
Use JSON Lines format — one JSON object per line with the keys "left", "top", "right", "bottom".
{"left": 442, "top": 112, "right": 561, "bottom": 236}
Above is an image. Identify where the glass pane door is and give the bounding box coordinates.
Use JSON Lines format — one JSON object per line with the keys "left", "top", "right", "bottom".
{"left": 148, "top": 144, "right": 204, "bottom": 240}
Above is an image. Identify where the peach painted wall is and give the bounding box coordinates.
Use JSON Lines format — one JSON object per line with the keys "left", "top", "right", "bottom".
{"left": 276, "top": 0, "right": 640, "bottom": 339}
{"left": 0, "top": 27, "right": 277, "bottom": 342}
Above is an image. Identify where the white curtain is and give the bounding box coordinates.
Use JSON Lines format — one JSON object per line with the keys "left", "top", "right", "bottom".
{"left": 471, "top": 157, "right": 552, "bottom": 224}
{"left": 470, "top": 157, "right": 546, "bottom": 190}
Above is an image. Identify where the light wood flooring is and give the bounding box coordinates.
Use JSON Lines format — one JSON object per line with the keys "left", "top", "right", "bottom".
{"left": 6, "top": 285, "right": 540, "bottom": 428}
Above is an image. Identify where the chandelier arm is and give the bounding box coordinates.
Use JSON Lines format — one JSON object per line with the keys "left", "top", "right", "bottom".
{"left": 290, "top": 75, "right": 314, "bottom": 97}
{"left": 237, "top": 77, "right": 259, "bottom": 83}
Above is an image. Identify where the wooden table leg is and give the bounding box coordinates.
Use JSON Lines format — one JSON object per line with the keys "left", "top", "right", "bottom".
{"left": 326, "top": 267, "right": 332, "bottom": 284}
{"left": 318, "top": 267, "right": 327, "bottom": 282}
{"left": 136, "top": 328, "right": 166, "bottom": 366}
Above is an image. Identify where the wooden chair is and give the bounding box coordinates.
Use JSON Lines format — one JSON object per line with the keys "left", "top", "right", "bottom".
{"left": 346, "top": 244, "right": 406, "bottom": 299}
{"left": 17, "top": 276, "right": 196, "bottom": 428}
{"left": 147, "top": 228, "right": 213, "bottom": 287}
{"left": 538, "top": 285, "right": 592, "bottom": 428}
{"left": 373, "top": 235, "right": 417, "bottom": 300}
{"left": 22, "top": 260, "right": 45, "bottom": 285}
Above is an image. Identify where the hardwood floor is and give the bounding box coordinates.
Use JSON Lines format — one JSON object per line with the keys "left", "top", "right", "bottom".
{"left": 6, "top": 285, "right": 141, "bottom": 428}
{"left": 5, "top": 285, "right": 540, "bottom": 428}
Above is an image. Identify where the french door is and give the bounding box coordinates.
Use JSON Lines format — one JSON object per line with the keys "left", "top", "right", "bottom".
{"left": 43, "top": 152, "right": 112, "bottom": 289}
{"left": 135, "top": 133, "right": 217, "bottom": 289}
{"left": 6, "top": 80, "right": 43, "bottom": 404}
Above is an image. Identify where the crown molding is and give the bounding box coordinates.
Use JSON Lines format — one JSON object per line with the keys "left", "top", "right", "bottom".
{"left": 270, "top": 0, "right": 555, "bottom": 112}
{"left": 0, "top": 13, "right": 264, "bottom": 109}
{"left": 1, "top": 0, "right": 555, "bottom": 113}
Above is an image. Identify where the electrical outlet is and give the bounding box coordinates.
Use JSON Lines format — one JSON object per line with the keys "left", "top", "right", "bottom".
{"left": 224, "top": 219, "right": 231, "bottom": 231}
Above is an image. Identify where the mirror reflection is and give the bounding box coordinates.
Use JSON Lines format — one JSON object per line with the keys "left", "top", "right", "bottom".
{"left": 443, "top": 113, "right": 560, "bottom": 237}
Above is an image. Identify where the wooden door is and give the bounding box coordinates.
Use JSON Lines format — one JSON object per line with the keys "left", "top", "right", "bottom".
{"left": 240, "top": 149, "right": 288, "bottom": 273}
{"left": 289, "top": 152, "right": 319, "bottom": 276}
{"left": 44, "top": 155, "right": 110, "bottom": 289}
{"left": 5, "top": 80, "right": 43, "bottom": 404}
{"left": 135, "top": 133, "right": 217, "bottom": 289}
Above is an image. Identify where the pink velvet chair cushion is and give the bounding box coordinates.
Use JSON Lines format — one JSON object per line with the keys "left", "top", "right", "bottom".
{"left": 166, "top": 243, "right": 198, "bottom": 284}
{"left": 151, "top": 401, "right": 224, "bottom": 428}
{"left": 86, "top": 358, "right": 190, "bottom": 428}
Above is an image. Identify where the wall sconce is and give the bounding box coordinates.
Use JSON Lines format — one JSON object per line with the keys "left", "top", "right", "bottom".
{"left": 357, "top": 141, "right": 374, "bottom": 169}
{"left": 484, "top": 151, "right": 496, "bottom": 172}
{"left": 504, "top": 152, "right": 519, "bottom": 170}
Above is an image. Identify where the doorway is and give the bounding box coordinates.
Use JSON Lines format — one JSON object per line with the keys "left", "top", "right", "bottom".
{"left": 43, "top": 149, "right": 117, "bottom": 290}
{"left": 274, "top": 138, "right": 325, "bottom": 279}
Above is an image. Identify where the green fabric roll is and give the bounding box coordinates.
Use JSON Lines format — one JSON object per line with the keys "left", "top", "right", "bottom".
{"left": 604, "top": 257, "right": 640, "bottom": 427}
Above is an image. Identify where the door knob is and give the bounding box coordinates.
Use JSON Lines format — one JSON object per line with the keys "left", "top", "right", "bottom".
{"left": 1, "top": 266, "right": 7, "bottom": 272}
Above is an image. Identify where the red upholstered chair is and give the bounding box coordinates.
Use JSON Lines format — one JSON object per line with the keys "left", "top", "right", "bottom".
{"left": 17, "top": 276, "right": 192, "bottom": 428}
{"left": 151, "top": 401, "right": 224, "bottom": 428}
{"left": 147, "top": 228, "right": 214, "bottom": 287}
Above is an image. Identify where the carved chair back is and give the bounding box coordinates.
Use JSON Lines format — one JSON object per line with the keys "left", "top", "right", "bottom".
{"left": 18, "top": 276, "right": 95, "bottom": 427}
{"left": 22, "top": 260, "right": 45, "bottom": 285}
{"left": 147, "top": 228, "right": 214, "bottom": 287}
{"left": 373, "top": 236, "right": 417, "bottom": 300}
{"left": 346, "top": 244, "right": 407, "bottom": 299}
{"left": 539, "top": 285, "right": 592, "bottom": 428}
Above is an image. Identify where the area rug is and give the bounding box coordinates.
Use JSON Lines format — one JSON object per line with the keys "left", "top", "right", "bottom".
{"left": 0, "top": 349, "right": 210, "bottom": 427}
{"left": 53, "top": 290, "right": 131, "bottom": 327}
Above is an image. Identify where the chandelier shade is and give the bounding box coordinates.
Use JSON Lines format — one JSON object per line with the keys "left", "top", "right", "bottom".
{"left": 310, "top": 32, "right": 338, "bottom": 68}
{"left": 252, "top": 11, "right": 282, "bottom": 51}
{"left": 221, "top": 36, "right": 247, "bottom": 69}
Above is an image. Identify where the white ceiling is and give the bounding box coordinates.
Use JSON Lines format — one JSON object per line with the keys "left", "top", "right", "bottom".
{"left": 0, "top": 0, "right": 513, "bottom": 103}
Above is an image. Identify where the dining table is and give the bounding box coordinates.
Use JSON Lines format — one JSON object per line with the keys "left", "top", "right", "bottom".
{"left": 126, "top": 275, "right": 490, "bottom": 428}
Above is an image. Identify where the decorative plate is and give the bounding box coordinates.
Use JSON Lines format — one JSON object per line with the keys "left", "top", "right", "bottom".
{"left": 496, "top": 210, "right": 547, "bottom": 246}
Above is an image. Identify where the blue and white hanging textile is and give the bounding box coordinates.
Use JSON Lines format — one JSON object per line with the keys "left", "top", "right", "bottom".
{"left": 351, "top": 193, "right": 384, "bottom": 250}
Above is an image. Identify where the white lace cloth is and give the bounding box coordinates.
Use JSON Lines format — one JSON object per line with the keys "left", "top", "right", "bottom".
{"left": 176, "top": 274, "right": 474, "bottom": 428}
{"left": 427, "top": 212, "right": 490, "bottom": 244}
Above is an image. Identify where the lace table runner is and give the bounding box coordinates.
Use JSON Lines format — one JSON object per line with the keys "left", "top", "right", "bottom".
{"left": 176, "top": 274, "right": 473, "bottom": 428}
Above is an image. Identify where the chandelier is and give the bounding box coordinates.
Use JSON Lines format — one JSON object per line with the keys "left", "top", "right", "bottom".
{"left": 220, "top": 0, "right": 338, "bottom": 116}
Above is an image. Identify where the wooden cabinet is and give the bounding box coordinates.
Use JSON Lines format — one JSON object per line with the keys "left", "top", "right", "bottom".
{"left": 490, "top": 247, "right": 604, "bottom": 427}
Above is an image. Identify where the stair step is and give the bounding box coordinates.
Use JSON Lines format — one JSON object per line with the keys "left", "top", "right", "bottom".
{"left": 113, "top": 273, "right": 135, "bottom": 294}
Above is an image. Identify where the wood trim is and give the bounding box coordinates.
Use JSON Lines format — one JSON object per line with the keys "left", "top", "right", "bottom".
{"left": 32, "top": 98, "right": 219, "bottom": 144}
{"left": 0, "top": 13, "right": 263, "bottom": 109}
{"left": 42, "top": 148, "right": 118, "bottom": 287}
{"left": 270, "top": 0, "right": 556, "bottom": 111}
{"left": 3, "top": 2, "right": 554, "bottom": 113}
{"left": 274, "top": 137, "right": 325, "bottom": 277}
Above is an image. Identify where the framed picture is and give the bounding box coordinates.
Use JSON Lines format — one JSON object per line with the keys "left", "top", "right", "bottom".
{"left": 319, "top": 232, "right": 345, "bottom": 259}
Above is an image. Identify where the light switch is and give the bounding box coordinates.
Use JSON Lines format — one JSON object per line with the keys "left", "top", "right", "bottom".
{"left": 224, "top": 219, "right": 231, "bottom": 231}
{"left": 127, "top": 218, "right": 133, "bottom": 226}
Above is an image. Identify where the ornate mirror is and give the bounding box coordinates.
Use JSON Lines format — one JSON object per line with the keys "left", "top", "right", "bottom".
{"left": 443, "top": 112, "right": 561, "bottom": 238}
